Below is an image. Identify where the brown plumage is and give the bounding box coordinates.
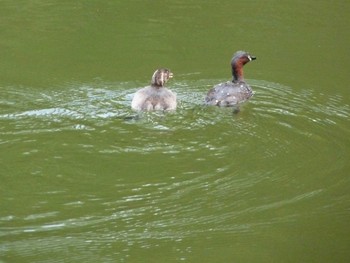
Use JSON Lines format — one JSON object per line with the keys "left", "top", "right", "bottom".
{"left": 205, "top": 51, "right": 256, "bottom": 107}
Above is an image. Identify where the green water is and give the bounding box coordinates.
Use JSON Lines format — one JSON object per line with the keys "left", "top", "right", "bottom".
{"left": 1, "top": 1, "right": 350, "bottom": 262}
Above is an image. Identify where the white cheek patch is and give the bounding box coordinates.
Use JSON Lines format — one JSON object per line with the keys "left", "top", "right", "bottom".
{"left": 248, "top": 55, "right": 252, "bottom": 61}
{"left": 160, "top": 72, "right": 164, "bottom": 86}
{"left": 151, "top": 70, "right": 157, "bottom": 84}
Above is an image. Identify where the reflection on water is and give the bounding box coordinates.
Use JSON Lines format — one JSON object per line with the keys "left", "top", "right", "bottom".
{"left": 1, "top": 79, "right": 349, "bottom": 261}
{"left": 1, "top": 0, "right": 350, "bottom": 260}
{"left": 3, "top": 78, "right": 349, "bottom": 138}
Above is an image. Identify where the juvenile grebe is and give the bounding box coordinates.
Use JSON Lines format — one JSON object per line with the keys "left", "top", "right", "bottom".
{"left": 131, "top": 68, "right": 176, "bottom": 111}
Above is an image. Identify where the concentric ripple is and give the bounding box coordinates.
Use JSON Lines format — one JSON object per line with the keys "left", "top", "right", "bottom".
{"left": 1, "top": 79, "right": 349, "bottom": 262}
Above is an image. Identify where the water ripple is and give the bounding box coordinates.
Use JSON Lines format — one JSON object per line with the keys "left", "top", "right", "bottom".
{"left": 1, "top": 79, "right": 350, "bottom": 261}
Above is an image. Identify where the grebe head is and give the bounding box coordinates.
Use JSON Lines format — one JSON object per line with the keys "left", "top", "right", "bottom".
{"left": 231, "top": 51, "right": 256, "bottom": 66}
{"left": 231, "top": 51, "right": 256, "bottom": 82}
{"left": 151, "top": 68, "right": 173, "bottom": 87}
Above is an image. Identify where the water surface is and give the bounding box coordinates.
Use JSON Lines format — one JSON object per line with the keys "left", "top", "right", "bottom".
{"left": 1, "top": 1, "right": 350, "bottom": 262}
